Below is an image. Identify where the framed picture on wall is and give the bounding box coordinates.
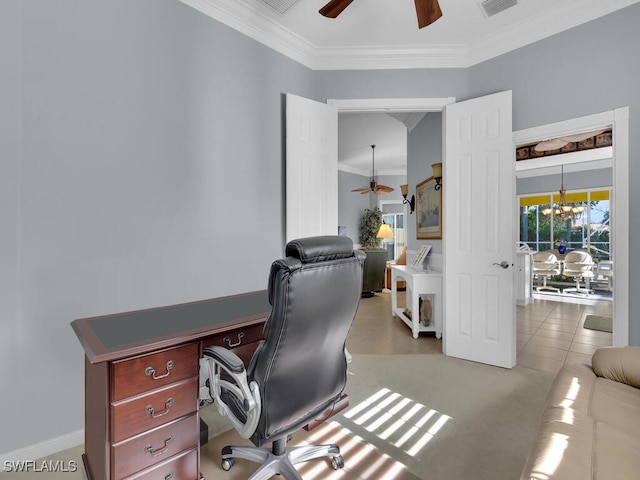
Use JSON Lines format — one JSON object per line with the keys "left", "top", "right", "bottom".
{"left": 416, "top": 176, "right": 442, "bottom": 239}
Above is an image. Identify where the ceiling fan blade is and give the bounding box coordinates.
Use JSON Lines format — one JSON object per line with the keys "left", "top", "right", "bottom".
{"left": 352, "top": 186, "right": 370, "bottom": 192}
{"left": 319, "top": 0, "right": 354, "bottom": 18}
{"left": 534, "top": 138, "right": 569, "bottom": 152}
{"left": 559, "top": 129, "right": 606, "bottom": 143}
{"left": 415, "top": 0, "right": 442, "bottom": 29}
{"left": 374, "top": 185, "right": 395, "bottom": 194}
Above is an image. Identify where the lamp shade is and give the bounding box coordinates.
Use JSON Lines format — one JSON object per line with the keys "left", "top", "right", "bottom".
{"left": 400, "top": 184, "right": 408, "bottom": 196}
{"left": 431, "top": 162, "right": 442, "bottom": 178}
{"left": 376, "top": 223, "right": 393, "bottom": 239}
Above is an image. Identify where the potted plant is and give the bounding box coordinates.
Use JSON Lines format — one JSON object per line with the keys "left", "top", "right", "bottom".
{"left": 359, "top": 207, "right": 387, "bottom": 296}
{"left": 359, "top": 207, "right": 384, "bottom": 249}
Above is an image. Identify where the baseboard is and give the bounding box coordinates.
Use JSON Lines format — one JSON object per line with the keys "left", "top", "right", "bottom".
{"left": 0, "top": 430, "right": 83, "bottom": 464}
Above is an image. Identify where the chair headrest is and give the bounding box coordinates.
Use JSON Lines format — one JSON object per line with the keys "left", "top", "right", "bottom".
{"left": 285, "top": 236, "right": 355, "bottom": 264}
{"left": 533, "top": 251, "right": 558, "bottom": 262}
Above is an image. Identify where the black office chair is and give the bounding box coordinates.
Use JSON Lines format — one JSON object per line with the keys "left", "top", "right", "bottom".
{"left": 202, "top": 235, "right": 364, "bottom": 479}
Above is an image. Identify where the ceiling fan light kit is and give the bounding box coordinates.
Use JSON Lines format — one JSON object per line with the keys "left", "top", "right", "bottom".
{"left": 352, "top": 145, "right": 394, "bottom": 195}
{"left": 320, "top": 0, "right": 443, "bottom": 29}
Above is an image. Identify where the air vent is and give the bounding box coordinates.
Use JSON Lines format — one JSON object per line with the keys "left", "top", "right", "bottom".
{"left": 479, "top": 0, "right": 518, "bottom": 18}
{"left": 261, "top": 0, "right": 300, "bottom": 15}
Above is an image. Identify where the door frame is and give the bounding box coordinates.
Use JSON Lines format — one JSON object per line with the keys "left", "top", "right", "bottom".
{"left": 329, "top": 99, "right": 630, "bottom": 348}
{"left": 513, "top": 108, "right": 630, "bottom": 347}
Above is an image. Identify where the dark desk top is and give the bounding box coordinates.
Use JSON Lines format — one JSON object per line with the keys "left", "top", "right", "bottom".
{"left": 71, "top": 290, "right": 270, "bottom": 364}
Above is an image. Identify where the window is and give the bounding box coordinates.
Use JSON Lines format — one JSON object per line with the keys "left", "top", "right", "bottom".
{"left": 519, "top": 190, "right": 610, "bottom": 260}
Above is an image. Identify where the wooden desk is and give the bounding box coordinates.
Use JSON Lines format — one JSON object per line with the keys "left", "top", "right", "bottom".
{"left": 390, "top": 265, "right": 442, "bottom": 339}
{"left": 71, "top": 291, "right": 271, "bottom": 480}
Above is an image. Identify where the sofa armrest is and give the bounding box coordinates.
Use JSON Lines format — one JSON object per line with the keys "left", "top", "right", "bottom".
{"left": 592, "top": 347, "right": 640, "bottom": 388}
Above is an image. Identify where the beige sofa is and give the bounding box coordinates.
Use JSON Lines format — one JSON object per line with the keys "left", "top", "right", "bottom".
{"left": 521, "top": 347, "right": 640, "bottom": 479}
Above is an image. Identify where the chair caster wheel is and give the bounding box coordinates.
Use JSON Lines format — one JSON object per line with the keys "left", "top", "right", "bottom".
{"left": 331, "top": 455, "right": 344, "bottom": 470}
{"left": 221, "top": 458, "right": 235, "bottom": 471}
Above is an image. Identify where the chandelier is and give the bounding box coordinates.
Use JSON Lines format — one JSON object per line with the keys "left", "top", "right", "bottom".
{"left": 541, "top": 165, "right": 585, "bottom": 221}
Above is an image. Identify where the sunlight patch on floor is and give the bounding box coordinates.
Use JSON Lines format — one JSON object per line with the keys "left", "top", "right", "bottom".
{"left": 342, "top": 388, "right": 452, "bottom": 457}
{"left": 297, "top": 421, "right": 413, "bottom": 479}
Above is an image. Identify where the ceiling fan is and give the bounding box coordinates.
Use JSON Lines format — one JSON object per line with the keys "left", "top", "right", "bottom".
{"left": 320, "top": 0, "right": 443, "bottom": 29}
{"left": 533, "top": 129, "right": 606, "bottom": 152}
{"left": 352, "top": 145, "right": 395, "bottom": 195}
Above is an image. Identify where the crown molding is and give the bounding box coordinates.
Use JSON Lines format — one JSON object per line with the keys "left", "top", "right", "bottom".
{"left": 177, "top": 0, "right": 317, "bottom": 69}
{"left": 179, "top": 0, "right": 640, "bottom": 70}
{"left": 468, "top": 0, "right": 640, "bottom": 66}
{"left": 313, "top": 44, "right": 469, "bottom": 70}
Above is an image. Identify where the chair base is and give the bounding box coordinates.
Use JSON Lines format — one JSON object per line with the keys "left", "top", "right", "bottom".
{"left": 535, "top": 275, "right": 559, "bottom": 293}
{"left": 536, "top": 286, "right": 560, "bottom": 293}
{"left": 221, "top": 437, "right": 343, "bottom": 480}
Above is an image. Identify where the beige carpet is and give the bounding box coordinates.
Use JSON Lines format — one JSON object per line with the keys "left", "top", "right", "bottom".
{"left": 201, "top": 421, "right": 421, "bottom": 480}
{"left": 201, "top": 353, "right": 554, "bottom": 480}
{"left": 1, "top": 353, "right": 552, "bottom": 480}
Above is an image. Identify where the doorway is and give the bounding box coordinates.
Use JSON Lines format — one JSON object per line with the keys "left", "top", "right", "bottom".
{"left": 328, "top": 99, "right": 629, "bottom": 350}
{"left": 514, "top": 108, "right": 629, "bottom": 347}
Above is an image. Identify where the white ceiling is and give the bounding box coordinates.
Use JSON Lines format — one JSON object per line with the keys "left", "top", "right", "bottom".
{"left": 338, "top": 112, "right": 426, "bottom": 177}
{"left": 178, "top": 0, "right": 637, "bottom": 175}
{"left": 180, "top": 0, "right": 639, "bottom": 69}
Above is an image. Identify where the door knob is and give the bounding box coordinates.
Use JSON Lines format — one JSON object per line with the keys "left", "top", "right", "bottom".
{"left": 493, "top": 261, "right": 510, "bottom": 269}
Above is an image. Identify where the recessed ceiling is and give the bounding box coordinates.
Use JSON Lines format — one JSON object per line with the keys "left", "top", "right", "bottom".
{"left": 179, "top": 0, "right": 640, "bottom": 69}
{"left": 338, "top": 113, "right": 425, "bottom": 177}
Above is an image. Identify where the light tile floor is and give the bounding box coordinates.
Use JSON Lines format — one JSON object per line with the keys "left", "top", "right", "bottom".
{"left": 353, "top": 289, "right": 613, "bottom": 376}
{"left": 516, "top": 293, "right": 613, "bottom": 374}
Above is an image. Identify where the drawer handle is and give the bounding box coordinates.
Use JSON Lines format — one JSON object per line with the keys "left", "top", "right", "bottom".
{"left": 144, "top": 436, "right": 173, "bottom": 457}
{"left": 145, "top": 398, "right": 174, "bottom": 418}
{"left": 145, "top": 360, "right": 174, "bottom": 380}
{"left": 224, "top": 332, "right": 245, "bottom": 348}
{"left": 165, "top": 473, "right": 174, "bottom": 480}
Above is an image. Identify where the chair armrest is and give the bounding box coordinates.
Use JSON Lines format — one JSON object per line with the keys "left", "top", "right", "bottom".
{"left": 202, "top": 346, "right": 261, "bottom": 438}
{"left": 203, "top": 345, "right": 245, "bottom": 374}
{"left": 592, "top": 347, "right": 640, "bottom": 388}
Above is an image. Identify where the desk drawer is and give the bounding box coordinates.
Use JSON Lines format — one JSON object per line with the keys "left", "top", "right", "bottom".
{"left": 112, "top": 343, "right": 198, "bottom": 402}
{"left": 203, "top": 323, "right": 264, "bottom": 350}
{"left": 123, "top": 447, "right": 198, "bottom": 480}
{"left": 203, "top": 323, "right": 264, "bottom": 365}
{"left": 111, "top": 377, "right": 198, "bottom": 443}
{"left": 112, "top": 414, "right": 198, "bottom": 479}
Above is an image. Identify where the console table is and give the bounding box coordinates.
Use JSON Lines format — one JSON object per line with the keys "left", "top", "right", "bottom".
{"left": 71, "top": 291, "right": 271, "bottom": 480}
{"left": 390, "top": 265, "right": 442, "bottom": 339}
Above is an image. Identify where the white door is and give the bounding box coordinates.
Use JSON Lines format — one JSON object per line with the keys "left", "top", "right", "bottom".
{"left": 285, "top": 94, "right": 338, "bottom": 242}
{"left": 443, "top": 91, "right": 516, "bottom": 368}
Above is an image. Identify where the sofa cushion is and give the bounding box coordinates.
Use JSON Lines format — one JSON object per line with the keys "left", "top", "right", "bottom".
{"left": 522, "top": 348, "right": 640, "bottom": 480}
{"left": 590, "top": 377, "right": 640, "bottom": 437}
{"left": 543, "top": 363, "right": 596, "bottom": 413}
{"left": 592, "top": 346, "right": 640, "bottom": 388}
{"left": 594, "top": 421, "right": 640, "bottom": 480}
{"left": 522, "top": 406, "right": 595, "bottom": 479}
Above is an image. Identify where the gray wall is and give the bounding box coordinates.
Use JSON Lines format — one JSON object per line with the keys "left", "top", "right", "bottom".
{"left": 0, "top": 0, "right": 21, "bottom": 419}
{"left": 0, "top": 0, "right": 313, "bottom": 454}
{"left": 517, "top": 168, "right": 613, "bottom": 196}
{"left": 3, "top": 0, "right": 640, "bottom": 456}
{"left": 338, "top": 170, "right": 370, "bottom": 243}
{"left": 407, "top": 112, "right": 443, "bottom": 253}
{"left": 314, "top": 68, "right": 469, "bottom": 103}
